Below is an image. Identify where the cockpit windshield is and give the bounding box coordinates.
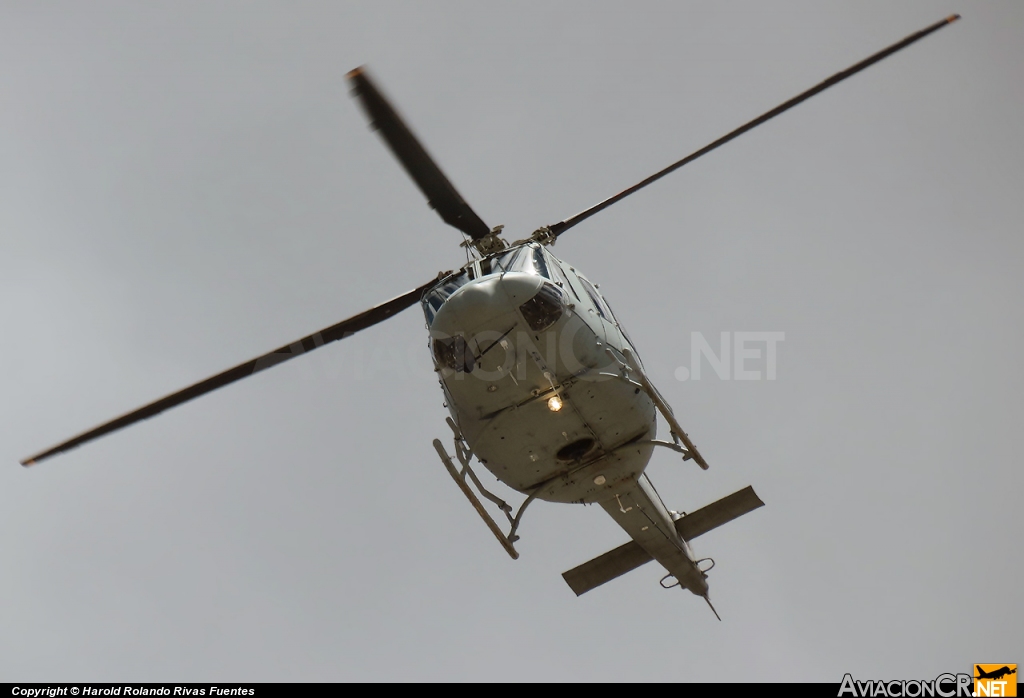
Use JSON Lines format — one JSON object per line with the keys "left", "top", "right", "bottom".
{"left": 484, "top": 244, "right": 551, "bottom": 278}
{"left": 421, "top": 245, "right": 559, "bottom": 325}
{"left": 487, "top": 247, "right": 523, "bottom": 275}
{"left": 521, "top": 246, "right": 550, "bottom": 277}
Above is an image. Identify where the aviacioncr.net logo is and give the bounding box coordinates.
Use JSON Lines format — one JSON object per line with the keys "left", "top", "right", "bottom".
{"left": 974, "top": 665, "right": 1017, "bottom": 697}
{"left": 839, "top": 673, "right": 973, "bottom": 697}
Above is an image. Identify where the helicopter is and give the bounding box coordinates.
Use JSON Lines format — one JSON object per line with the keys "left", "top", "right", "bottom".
{"left": 19, "top": 15, "right": 960, "bottom": 619}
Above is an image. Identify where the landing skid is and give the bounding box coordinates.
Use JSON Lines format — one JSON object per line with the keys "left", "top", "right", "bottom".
{"left": 432, "top": 418, "right": 539, "bottom": 560}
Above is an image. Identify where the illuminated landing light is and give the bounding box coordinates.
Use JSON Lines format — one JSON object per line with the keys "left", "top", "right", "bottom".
{"left": 547, "top": 395, "right": 563, "bottom": 412}
{"left": 593, "top": 475, "right": 606, "bottom": 485}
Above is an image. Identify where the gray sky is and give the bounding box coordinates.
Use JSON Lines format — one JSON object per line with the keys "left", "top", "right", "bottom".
{"left": 2, "top": 1, "right": 1021, "bottom": 682}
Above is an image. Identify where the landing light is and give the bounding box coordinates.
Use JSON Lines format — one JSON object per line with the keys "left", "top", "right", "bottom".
{"left": 547, "top": 395, "right": 563, "bottom": 412}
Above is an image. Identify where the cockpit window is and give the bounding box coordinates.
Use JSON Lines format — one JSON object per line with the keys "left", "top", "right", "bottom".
{"left": 519, "top": 282, "right": 564, "bottom": 331}
{"left": 421, "top": 274, "right": 470, "bottom": 325}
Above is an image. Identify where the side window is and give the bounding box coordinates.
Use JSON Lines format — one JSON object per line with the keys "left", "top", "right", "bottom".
{"left": 545, "top": 257, "right": 581, "bottom": 302}
{"left": 602, "top": 297, "right": 636, "bottom": 349}
{"left": 578, "top": 277, "right": 611, "bottom": 321}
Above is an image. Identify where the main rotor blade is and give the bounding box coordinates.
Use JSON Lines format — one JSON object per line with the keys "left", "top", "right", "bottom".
{"left": 547, "top": 15, "right": 961, "bottom": 238}
{"left": 20, "top": 274, "right": 453, "bottom": 467}
{"left": 347, "top": 67, "right": 491, "bottom": 240}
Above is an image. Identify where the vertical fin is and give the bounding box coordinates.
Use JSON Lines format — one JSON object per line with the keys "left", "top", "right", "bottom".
{"left": 703, "top": 594, "right": 722, "bottom": 621}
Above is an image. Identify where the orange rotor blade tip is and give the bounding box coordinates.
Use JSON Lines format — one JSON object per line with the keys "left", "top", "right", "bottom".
{"left": 946, "top": 14, "right": 961, "bottom": 23}
{"left": 346, "top": 66, "right": 364, "bottom": 80}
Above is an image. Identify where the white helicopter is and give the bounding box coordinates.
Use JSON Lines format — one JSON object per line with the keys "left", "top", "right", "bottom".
{"left": 21, "top": 16, "right": 959, "bottom": 618}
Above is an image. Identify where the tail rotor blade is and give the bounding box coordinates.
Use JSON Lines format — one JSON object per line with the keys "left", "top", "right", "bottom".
{"left": 347, "top": 67, "right": 491, "bottom": 240}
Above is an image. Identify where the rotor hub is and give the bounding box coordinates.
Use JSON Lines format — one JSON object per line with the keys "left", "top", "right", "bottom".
{"left": 461, "top": 225, "right": 508, "bottom": 256}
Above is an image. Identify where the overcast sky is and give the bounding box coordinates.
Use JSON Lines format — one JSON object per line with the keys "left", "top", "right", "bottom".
{"left": 2, "top": 1, "right": 1021, "bottom": 682}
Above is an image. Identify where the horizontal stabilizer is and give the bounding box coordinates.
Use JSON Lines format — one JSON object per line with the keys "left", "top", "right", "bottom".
{"left": 562, "top": 486, "right": 763, "bottom": 596}
{"left": 674, "top": 486, "right": 765, "bottom": 541}
{"left": 562, "top": 537, "right": 653, "bottom": 596}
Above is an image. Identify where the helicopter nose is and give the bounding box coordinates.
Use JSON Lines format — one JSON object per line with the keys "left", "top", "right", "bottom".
{"left": 431, "top": 272, "right": 544, "bottom": 335}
